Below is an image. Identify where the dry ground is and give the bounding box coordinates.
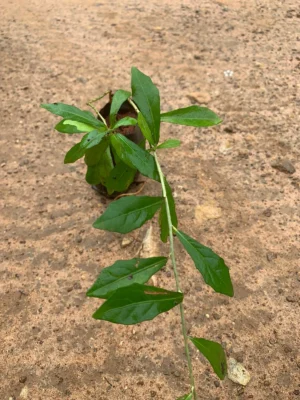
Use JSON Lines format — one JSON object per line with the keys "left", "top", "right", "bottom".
{"left": 0, "top": 0, "right": 300, "bottom": 399}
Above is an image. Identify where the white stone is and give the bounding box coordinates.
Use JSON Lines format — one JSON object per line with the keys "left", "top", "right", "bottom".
{"left": 227, "top": 358, "right": 251, "bottom": 386}
{"left": 121, "top": 237, "right": 133, "bottom": 248}
{"left": 20, "top": 386, "right": 29, "bottom": 399}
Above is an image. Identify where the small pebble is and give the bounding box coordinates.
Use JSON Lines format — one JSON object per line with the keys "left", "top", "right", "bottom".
{"left": 286, "top": 296, "right": 297, "bottom": 303}
{"left": 266, "top": 252, "right": 277, "bottom": 262}
{"left": 271, "top": 159, "right": 296, "bottom": 174}
{"left": 263, "top": 208, "right": 272, "bottom": 217}
{"left": 121, "top": 237, "right": 133, "bottom": 248}
{"left": 73, "top": 282, "right": 82, "bottom": 290}
{"left": 76, "top": 236, "right": 82, "bottom": 244}
{"left": 284, "top": 345, "right": 293, "bottom": 353}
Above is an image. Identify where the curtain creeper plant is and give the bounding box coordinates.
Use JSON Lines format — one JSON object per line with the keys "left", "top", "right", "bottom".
{"left": 42, "top": 67, "right": 234, "bottom": 400}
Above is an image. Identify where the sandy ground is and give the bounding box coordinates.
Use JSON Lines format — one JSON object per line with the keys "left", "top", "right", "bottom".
{"left": 0, "top": 0, "right": 300, "bottom": 399}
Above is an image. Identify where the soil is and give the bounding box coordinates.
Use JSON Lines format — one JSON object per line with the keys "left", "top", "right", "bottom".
{"left": 0, "top": 0, "right": 299, "bottom": 399}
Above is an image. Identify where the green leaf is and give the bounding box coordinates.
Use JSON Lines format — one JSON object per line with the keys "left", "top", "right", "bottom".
{"left": 84, "top": 138, "right": 109, "bottom": 166}
{"left": 87, "top": 257, "right": 168, "bottom": 298}
{"left": 109, "top": 90, "right": 131, "bottom": 127}
{"left": 159, "top": 178, "right": 178, "bottom": 243}
{"left": 177, "top": 394, "right": 193, "bottom": 400}
{"left": 176, "top": 230, "right": 233, "bottom": 297}
{"left": 137, "top": 112, "right": 154, "bottom": 145}
{"left": 113, "top": 117, "right": 137, "bottom": 129}
{"left": 85, "top": 146, "right": 114, "bottom": 185}
{"left": 41, "top": 103, "right": 105, "bottom": 129}
{"left": 80, "top": 130, "right": 106, "bottom": 149}
{"left": 55, "top": 119, "right": 96, "bottom": 134}
{"left": 93, "top": 195, "right": 163, "bottom": 234}
{"left": 161, "top": 106, "right": 221, "bottom": 127}
{"left": 86, "top": 164, "right": 101, "bottom": 185}
{"left": 64, "top": 130, "right": 106, "bottom": 164}
{"left": 131, "top": 67, "right": 160, "bottom": 144}
{"left": 106, "top": 161, "right": 137, "bottom": 193}
{"left": 64, "top": 142, "right": 84, "bottom": 164}
{"left": 190, "top": 337, "right": 227, "bottom": 380}
{"left": 92, "top": 283, "right": 183, "bottom": 325}
{"left": 110, "top": 133, "right": 159, "bottom": 181}
{"left": 156, "top": 139, "right": 181, "bottom": 149}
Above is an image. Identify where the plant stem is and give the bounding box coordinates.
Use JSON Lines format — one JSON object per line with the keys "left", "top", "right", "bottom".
{"left": 86, "top": 91, "right": 110, "bottom": 126}
{"left": 154, "top": 152, "right": 197, "bottom": 400}
{"left": 128, "top": 98, "right": 140, "bottom": 114}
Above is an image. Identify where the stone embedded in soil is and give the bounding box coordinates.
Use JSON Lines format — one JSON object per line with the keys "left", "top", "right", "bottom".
{"left": 195, "top": 201, "right": 222, "bottom": 223}
{"left": 73, "top": 282, "right": 82, "bottom": 290}
{"left": 76, "top": 235, "right": 82, "bottom": 243}
{"left": 271, "top": 159, "right": 296, "bottom": 174}
{"left": 219, "top": 140, "right": 233, "bottom": 154}
{"left": 227, "top": 358, "right": 251, "bottom": 386}
{"left": 213, "top": 312, "right": 221, "bottom": 320}
{"left": 286, "top": 295, "right": 298, "bottom": 303}
{"left": 186, "top": 91, "right": 212, "bottom": 104}
{"left": 121, "top": 237, "right": 134, "bottom": 248}
{"left": 223, "top": 126, "right": 235, "bottom": 133}
{"left": 19, "top": 386, "right": 28, "bottom": 399}
{"left": 266, "top": 252, "right": 277, "bottom": 262}
{"left": 263, "top": 208, "right": 272, "bottom": 217}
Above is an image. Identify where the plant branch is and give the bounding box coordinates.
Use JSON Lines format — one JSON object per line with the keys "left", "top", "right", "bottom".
{"left": 154, "top": 152, "right": 197, "bottom": 400}
{"left": 114, "top": 181, "right": 146, "bottom": 201}
{"left": 86, "top": 91, "right": 110, "bottom": 126}
{"left": 128, "top": 98, "right": 140, "bottom": 114}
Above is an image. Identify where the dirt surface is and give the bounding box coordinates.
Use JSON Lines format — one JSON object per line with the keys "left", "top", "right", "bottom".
{"left": 1, "top": 0, "right": 300, "bottom": 399}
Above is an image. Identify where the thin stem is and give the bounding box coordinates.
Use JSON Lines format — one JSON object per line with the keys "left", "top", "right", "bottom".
{"left": 86, "top": 91, "right": 110, "bottom": 127}
{"left": 154, "top": 152, "right": 197, "bottom": 400}
{"left": 128, "top": 98, "right": 140, "bottom": 114}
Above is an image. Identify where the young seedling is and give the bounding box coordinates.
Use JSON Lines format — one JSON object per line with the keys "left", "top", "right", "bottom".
{"left": 41, "top": 68, "right": 234, "bottom": 399}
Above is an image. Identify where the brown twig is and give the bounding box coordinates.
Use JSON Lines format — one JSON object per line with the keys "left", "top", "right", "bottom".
{"left": 114, "top": 181, "right": 146, "bottom": 201}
